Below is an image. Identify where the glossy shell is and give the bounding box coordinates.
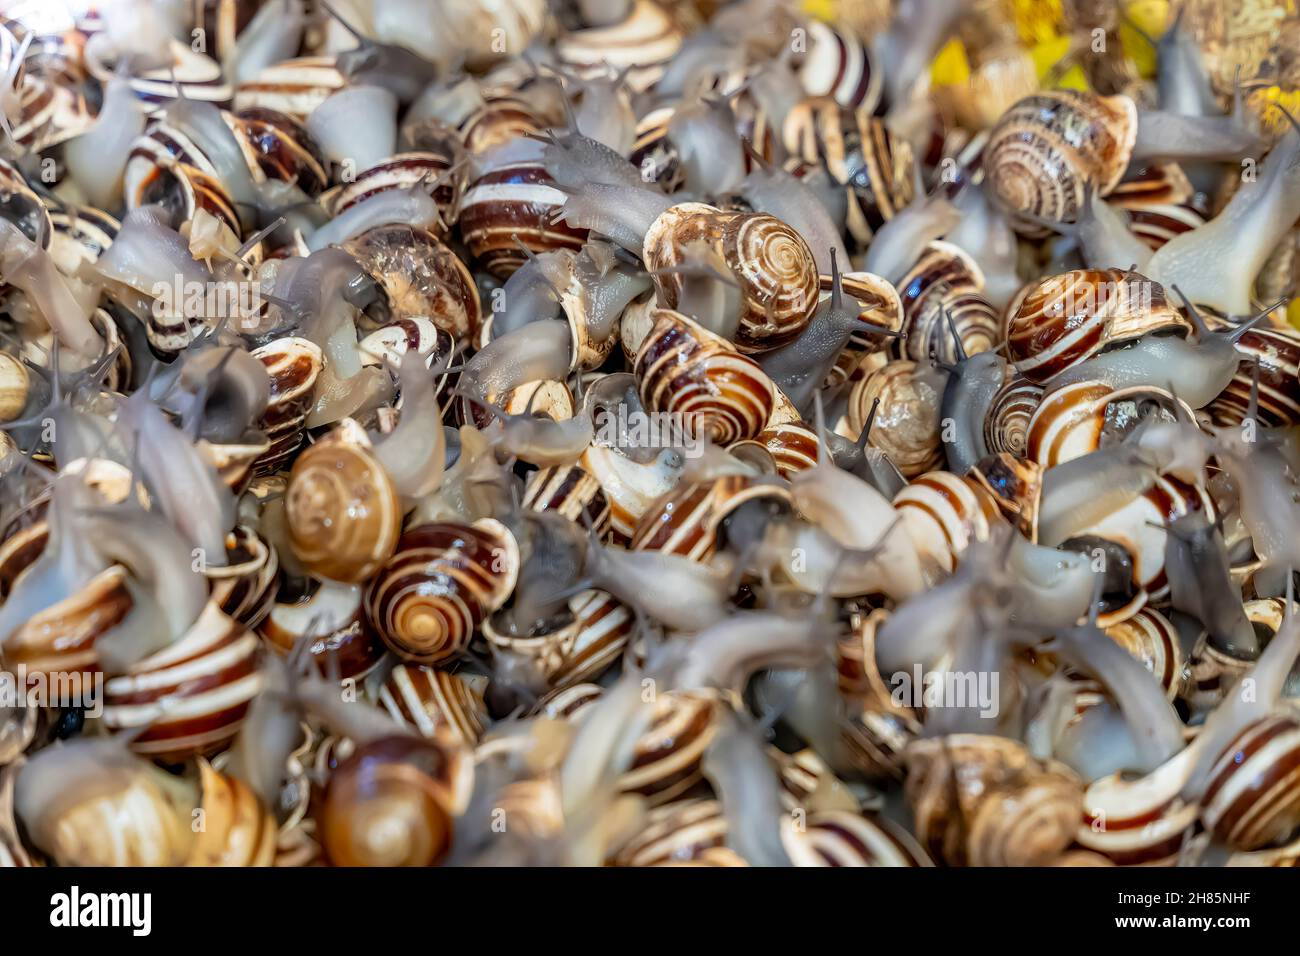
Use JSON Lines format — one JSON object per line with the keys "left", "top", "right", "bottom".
{"left": 846, "top": 360, "right": 944, "bottom": 478}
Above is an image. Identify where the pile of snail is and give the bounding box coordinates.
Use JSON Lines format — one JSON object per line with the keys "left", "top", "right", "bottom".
{"left": 1, "top": 0, "right": 1299, "bottom": 868}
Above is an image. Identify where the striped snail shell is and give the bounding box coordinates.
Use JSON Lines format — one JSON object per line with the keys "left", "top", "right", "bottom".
{"left": 124, "top": 117, "right": 243, "bottom": 240}
{"left": 580, "top": 441, "right": 684, "bottom": 541}
{"left": 731, "top": 421, "right": 821, "bottom": 479}
{"left": 364, "top": 519, "right": 521, "bottom": 666}
{"left": 781, "top": 810, "right": 934, "bottom": 867}
{"left": 193, "top": 0, "right": 261, "bottom": 64}
{"left": 1182, "top": 598, "right": 1284, "bottom": 716}
{"left": 837, "top": 608, "right": 921, "bottom": 780}
{"left": 608, "top": 798, "right": 746, "bottom": 866}
{"left": 2, "top": 565, "right": 132, "bottom": 677}
{"left": 0, "top": 158, "right": 52, "bottom": 248}
{"left": 791, "top": 20, "right": 882, "bottom": 113}
{"left": 1100, "top": 608, "right": 1186, "bottom": 701}
{"left": 634, "top": 309, "right": 779, "bottom": 445}
{"left": 643, "top": 203, "right": 819, "bottom": 354}
{"left": 629, "top": 106, "right": 686, "bottom": 191}
{"left": 459, "top": 149, "right": 588, "bottom": 280}
{"left": 893, "top": 472, "right": 1004, "bottom": 574}
{"left": 1105, "top": 163, "right": 1205, "bottom": 251}
{"left": 557, "top": 0, "right": 685, "bottom": 93}
{"left": 1076, "top": 744, "right": 1200, "bottom": 865}
{"left": 442, "top": 0, "right": 547, "bottom": 70}
{"left": 1206, "top": 323, "right": 1300, "bottom": 427}
{"left": 522, "top": 461, "right": 614, "bottom": 538}
{"left": 630, "top": 475, "right": 793, "bottom": 560}
{"left": 318, "top": 734, "right": 472, "bottom": 866}
{"left": 0, "top": 353, "right": 29, "bottom": 423}
{"left": 85, "top": 37, "right": 230, "bottom": 106}
{"left": 47, "top": 202, "right": 119, "bottom": 276}
{"left": 197, "top": 432, "right": 273, "bottom": 493}
{"left": 251, "top": 336, "right": 323, "bottom": 475}
{"left": 187, "top": 758, "right": 277, "bottom": 867}
{"left": 232, "top": 56, "right": 346, "bottom": 123}
{"left": 285, "top": 423, "right": 403, "bottom": 584}
{"left": 230, "top": 106, "right": 330, "bottom": 200}
{"left": 895, "top": 242, "right": 1001, "bottom": 366}
{"left": 904, "top": 734, "right": 1084, "bottom": 867}
{"left": 0, "top": 56, "right": 90, "bottom": 153}
{"left": 846, "top": 359, "right": 945, "bottom": 478}
{"left": 377, "top": 666, "right": 489, "bottom": 745}
{"left": 821, "top": 270, "right": 904, "bottom": 387}
{"left": 102, "top": 601, "right": 262, "bottom": 761}
{"left": 1026, "top": 381, "right": 1195, "bottom": 468}
{"left": 260, "top": 580, "right": 387, "bottom": 681}
{"left": 343, "top": 225, "right": 482, "bottom": 344}
{"left": 457, "top": 92, "right": 551, "bottom": 156}
{"left": 620, "top": 690, "right": 723, "bottom": 806}
{"left": 982, "top": 375, "right": 1043, "bottom": 458}
{"left": 782, "top": 98, "right": 916, "bottom": 248}
{"left": 483, "top": 589, "right": 634, "bottom": 693}
{"left": 984, "top": 90, "right": 1138, "bottom": 228}
{"left": 204, "top": 524, "right": 279, "bottom": 631}
{"left": 966, "top": 453, "right": 1043, "bottom": 542}
{"left": 322, "top": 150, "right": 463, "bottom": 239}
{"left": 1006, "top": 269, "right": 1188, "bottom": 383}
{"left": 1201, "top": 712, "right": 1300, "bottom": 851}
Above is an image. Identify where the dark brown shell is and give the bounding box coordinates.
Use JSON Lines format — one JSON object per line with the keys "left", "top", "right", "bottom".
{"left": 1202, "top": 713, "right": 1300, "bottom": 851}
{"left": 459, "top": 158, "right": 587, "bottom": 279}
{"left": 260, "top": 582, "right": 387, "bottom": 681}
{"left": 522, "top": 461, "right": 614, "bottom": 537}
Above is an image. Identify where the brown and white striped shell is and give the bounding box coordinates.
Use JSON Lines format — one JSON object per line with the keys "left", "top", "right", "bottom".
{"left": 790, "top": 19, "right": 882, "bottom": 113}
{"left": 187, "top": 758, "right": 277, "bottom": 867}
{"left": 1201, "top": 712, "right": 1300, "bottom": 851}
{"left": 260, "top": 581, "right": 387, "bottom": 680}
{"left": 321, "top": 150, "right": 463, "bottom": 239}
{"left": 820, "top": 270, "right": 904, "bottom": 387}
{"left": 364, "top": 519, "right": 521, "bottom": 666}
{"left": 251, "top": 336, "right": 322, "bottom": 474}
{"left": 377, "top": 665, "right": 489, "bottom": 746}
{"left": 1, "top": 565, "right": 132, "bottom": 677}
{"left": 966, "top": 452, "right": 1043, "bottom": 541}
{"left": 229, "top": 106, "right": 329, "bottom": 199}
{"left": 557, "top": 0, "right": 685, "bottom": 93}
{"left": 456, "top": 91, "right": 551, "bottom": 156}
{"left": 483, "top": 589, "right": 633, "bottom": 693}
{"left": 580, "top": 441, "right": 683, "bottom": 541}
{"left": 522, "top": 460, "right": 614, "bottom": 537}
{"left": 124, "top": 116, "right": 244, "bottom": 240}
{"left": 895, "top": 242, "right": 1001, "bottom": 366}
{"left": 204, "top": 525, "right": 278, "bottom": 630}
{"left": 607, "top": 798, "right": 745, "bottom": 866}
{"left": 1205, "top": 323, "right": 1300, "bottom": 427}
{"left": 1106, "top": 163, "right": 1206, "bottom": 251}
{"left": 846, "top": 360, "right": 945, "bottom": 478}
{"left": 1026, "top": 381, "right": 1196, "bottom": 467}
{"left": 1182, "top": 598, "right": 1285, "bottom": 716}
{"left": 1006, "top": 269, "right": 1188, "bottom": 383}
{"left": 619, "top": 690, "right": 723, "bottom": 805}
{"left": 782, "top": 98, "right": 915, "bottom": 247}
{"left": 837, "top": 609, "right": 921, "bottom": 780}
{"left": 233, "top": 57, "right": 346, "bottom": 122}
{"left": 734, "top": 421, "right": 821, "bottom": 479}
{"left": 904, "top": 734, "right": 1084, "bottom": 867}
{"left": 781, "top": 809, "right": 934, "bottom": 867}
{"left": 0, "top": 55, "right": 90, "bottom": 152}
{"left": 643, "top": 203, "right": 819, "bottom": 354}
{"left": 630, "top": 475, "right": 792, "bottom": 560}
{"left": 1075, "top": 744, "right": 1200, "bottom": 866}
{"left": 984, "top": 90, "right": 1138, "bottom": 227}
{"left": 284, "top": 424, "right": 402, "bottom": 584}
{"left": 86, "top": 37, "right": 231, "bottom": 106}
{"left": 893, "top": 471, "right": 1004, "bottom": 573}
{"left": 102, "top": 601, "right": 262, "bottom": 761}
{"left": 982, "top": 376, "right": 1043, "bottom": 458}
{"left": 633, "top": 309, "right": 779, "bottom": 445}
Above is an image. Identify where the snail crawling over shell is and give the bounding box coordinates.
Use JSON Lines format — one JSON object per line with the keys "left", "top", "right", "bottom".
{"left": 0, "top": 0, "right": 1298, "bottom": 876}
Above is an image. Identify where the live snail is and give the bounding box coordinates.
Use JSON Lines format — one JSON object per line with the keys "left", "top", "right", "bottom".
{"left": 0, "top": 0, "right": 1298, "bottom": 871}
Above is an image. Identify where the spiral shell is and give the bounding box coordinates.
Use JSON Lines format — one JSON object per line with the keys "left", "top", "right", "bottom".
{"left": 893, "top": 472, "right": 1004, "bottom": 573}
{"left": 895, "top": 242, "right": 1001, "bottom": 365}
{"left": 982, "top": 375, "right": 1043, "bottom": 458}
{"left": 377, "top": 666, "right": 490, "bottom": 745}
{"left": 102, "top": 601, "right": 261, "bottom": 760}
{"left": 187, "top": 758, "right": 277, "bottom": 867}
{"left": 846, "top": 360, "right": 945, "bottom": 478}
{"left": 905, "top": 734, "right": 1084, "bottom": 867}
{"left": 1182, "top": 598, "right": 1285, "bottom": 715}
{"left": 322, "top": 151, "right": 462, "bottom": 239}
{"left": 285, "top": 425, "right": 402, "bottom": 584}
{"left": 2, "top": 565, "right": 132, "bottom": 677}
{"left": 1206, "top": 323, "right": 1300, "bottom": 427}
{"left": 634, "top": 309, "right": 778, "bottom": 446}
{"left": 364, "top": 519, "right": 521, "bottom": 666}
{"left": 318, "top": 734, "right": 471, "bottom": 866}
{"left": 0, "top": 58, "right": 90, "bottom": 153}
{"left": 1076, "top": 746, "right": 1200, "bottom": 866}
{"left": 251, "top": 336, "right": 323, "bottom": 474}
{"left": 85, "top": 37, "right": 230, "bottom": 106}
{"left": 522, "top": 461, "right": 613, "bottom": 537}
{"left": 1201, "top": 712, "right": 1300, "bottom": 851}
{"left": 580, "top": 441, "right": 684, "bottom": 540}
{"left": 608, "top": 798, "right": 744, "bottom": 866}
{"left": 837, "top": 609, "right": 921, "bottom": 779}
{"left": 619, "top": 691, "right": 722, "bottom": 806}
{"left": 643, "top": 203, "right": 819, "bottom": 353}
{"left": 984, "top": 90, "right": 1138, "bottom": 227}
{"left": 483, "top": 589, "right": 633, "bottom": 693}
{"left": 781, "top": 809, "right": 933, "bottom": 867}
{"left": 557, "top": 0, "right": 685, "bottom": 92}
{"left": 967, "top": 453, "right": 1043, "bottom": 541}
{"left": 0, "top": 353, "right": 29, "bottom": 423}
{"left": 260, "top": 581, "right": 387, "bottom": 681}
{"left": 1006, "top": 269, "right": 1188, "bottom": 383}
{"left": 821, "top": 271, "right": 904, "bottom": 387}
{"left": 457, "top": 91, "right": 550, "bottom": 155}
{"left": 791, "top": 20, "right": 882, "bottom": 113}
{"left": 630, "top": 475, "right": 792, "bottom": 560}
{"left": 125, "top": 117, "right": 243, "bottom": 241}
{"left": 230, "top": 106, "right": 329, "bottom": 200}
{"left": 1026, "top": 382, "right": 1195, "bottom": 468}
{"left": 204, "top": 525, "right": 278, "bottom": 630}
{"left": 233, "top": 57, "right": 346, "bottom": 122}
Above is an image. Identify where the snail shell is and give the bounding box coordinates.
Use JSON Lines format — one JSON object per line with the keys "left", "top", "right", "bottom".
{"left": 837, "top": 609, "right": 921, "bottom": 780}
{"left": 285, "top": 424, "right": 403, "bottom": 584}
{"left": 821, "top": 270, "right": 904, "bottom": 387}
{"left": 628, "top": 106, "right": 686, "bottom": 192}
{"left": 984, "top": 90, "right": 1137, "bottom": 227}
{"left": 1076, "top": 744, "right": 1200, "bottom": 866}
{"left": 364, "top": 519, "right": 521, "bottom": 666}
{"left": 1006, "top": 269, "right": 1188, "bottom": 383}
{"left": 187, "top": 758, "right": 277, "bottom": 867}
{"left": 966, "top": 453, "right": 1043, "bottom": 541}
{"left": 1202, "top": 713, "right": 1300, "bottom": 852}
{"left": 0, "top": 353, "right": 29, "bottom": 423}
{"left": 204, "top": 524, "right": 279, "bottom": 631}
{"left": 252, "top": 336, "right": 323, "bottom": 475}
{"left": 630, "top": 475, "right": 792, "bottom": 560}
{"left": 102, "top": 601, "right": 262, "bottom": 761}
{"left": 895, "top": 242, "right": 1001, "bottom": 366}
{"left": 1025, "top": 382, "right": 1195, "bottom": 468}
{"left": 3, "top": 566, "right": 132, "bottom": 677}
{"left": 197, "top": 433, "right": 273, "bottom": 493}
{"left": 982, "top": 376, "right": 1043, "bottom": 458}
{"left": 457, "top": 92, "right": 550, "bottom": 155}
{"left": 846, "top": 359, "right": 945, "bottom": 478}
{"left": 343, "top": 226, "right": 482, "bottom": 344}
{"left": 580, "top": 441, "right": 683, "bottom": 541}
{"left": 1206, "top": 323, "right": 1300, "bottom": 427}
{"left": 1101, "top": 608, "right": 1186, "bottom": 700}
{"left": 644, "top": 204, "right": 819, "bottom": 354}
{"left": 377, "top": 665, "right": 489, "bottom": 746}
{"left": 557, "top": 0, "right": 685, "bottom": 93}
{"left": 124, "top": 117, "right": 243, "bottom": 241}
{"left": 893, "top": 472, "right": 1003, "bottom": 574}
{"left": 232, "top": 56, "right": 346, "bottom": 123}
{"left": 230, "top": 106, "right": 329, "bottom": 200}
{"left": 318, "top": 734, "right": 472, "bottom": 866}
{"left": 459, "top": 153, "right": 588, "bottom": 280}
{"left": 620, "top": 690, "right": 723, "bottom": 806}
{"left": 483, "top": 589, "right": 633, "bottom": 693}
{"left": 792, "top": 20, "right": 882, "bottom": 113}
{"left": 0, "top": 61, "right": 90, "bottom": 153}
{"left": 731, "top": 421, "right": 821, "bottom": 479}
{"left": 781, "top": 810, "right": 933, "bottom": 867}
{"left": 634, "top": 309, "right": 779, "bottom": 446}
{"left": 522, "top": 461, "right": 614, "bottom": 538}
{"left": 608, "top": 798, "right": 745, "bottom": 866}
{"left": 260, "top": 581, "right": 387, "bottom": 680}
{"left": 782, "top": 98, "right": 915, "bottom": 247}
{"left": 905, "top": 734, "right": 1084, "bottom": 867}
{"left": 1182, "top": 598, "right": 1284, "bottom": 715}
{"left": 322, "top": 150, "right": 463, "bottom": 239}
{"left": 1106, "top": 163, "right": 1206, "bottom": 251}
